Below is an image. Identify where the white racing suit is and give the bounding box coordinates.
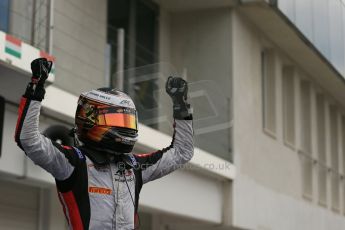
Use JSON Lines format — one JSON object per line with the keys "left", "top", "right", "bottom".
{"left": 14, "top": 97, "right": 194, "bottom": 230}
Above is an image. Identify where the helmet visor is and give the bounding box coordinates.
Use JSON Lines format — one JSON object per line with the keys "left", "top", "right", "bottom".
{"left": 96, "top": 107, "right": 138, "bottom": 130}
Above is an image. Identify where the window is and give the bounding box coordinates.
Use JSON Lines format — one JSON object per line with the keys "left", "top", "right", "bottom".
{"left": 330, "top": 105, "right": 340, "bottom": 211}
{"left": 300, "top": 153, "right": 313, "bottom": 199}
{"left": 300, "top": 81, "right": 312, "bottom": 154}
{"left": 299, "top": 80, "right": 312, "bottom": 198}
{"left": 316, "top": 94, "right": 327, "bottom": 205}
{"left": 262, "top": 50, "right": 276, "bottom": 136}
{"left": 0, "top": 96, "right": 4, "bottom": 158}
{"left": 277, "top": 0, "right": 295, "bottom": 21}
{"left": 342, "top": 116, "right": 345, "bottom": 214}
{"left": 8, "top": 0, "right": 51, "bottom": 51}
{"left": 342, "top": 116, "right": 345, "bottom": 175}
{"left": 282, "top": 67, "right": 295, "bottom": 147}
{"left": 107, "top": 0, "right": 158, "bottom": 77}
{"left": 312, "top": 0, "right": 330, "bottom": 58}
{"left": 0, "top": 0, "right": 10, "bottom": 32}
{"left": 329, "top": 0, "right": 345, "bottom": 74}
{"left": 107, "top": 0, "right": 159, "bottom": 127}
{"left": 31, "top": 0, "right": 51, "bottom": 51}
{"left": 295, "top": 0, "right": 313, "bottom": 40}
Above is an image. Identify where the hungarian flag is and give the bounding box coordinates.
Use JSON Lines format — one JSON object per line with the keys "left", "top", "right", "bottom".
{"left": 40, "top": 50, "right": 56, "bottom": 74}
{"left": 5, "top": 34, "right": 22, "bottom": 59}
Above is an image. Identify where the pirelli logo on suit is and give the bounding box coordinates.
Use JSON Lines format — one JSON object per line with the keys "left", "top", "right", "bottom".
{"left": 88, "top": 186, "right": 112, "bottom": 195}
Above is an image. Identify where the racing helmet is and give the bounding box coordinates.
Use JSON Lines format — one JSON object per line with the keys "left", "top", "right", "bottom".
{"left": 75, "top": 88, "right": 138, "bottom": 154}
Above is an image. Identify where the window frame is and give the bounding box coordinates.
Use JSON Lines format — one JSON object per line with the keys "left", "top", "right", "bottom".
{"left": 329, "top": 104, "right": 340, "bottom": 212}
{"left": 316, "top": 93, "right": 327, "bottom": 206}
{"left": 282, "top": 66, "right": 296, "bottom": 149}
{"left": 0, "top": 0, "right": 10, "bottom": 32}
{"left": 299, "top": 79, "right": 313, "bottom": 200}
{"left": 262, "top": 49, "right": 277, "bottom": 138}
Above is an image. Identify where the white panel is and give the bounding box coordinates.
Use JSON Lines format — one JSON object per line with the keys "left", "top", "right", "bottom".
{"left": 42, "top": 86, "right": 79, "bottom": 123}
{"left": 0, "top": 106, "right": 25, "bottom": 176}
{"left": 0, "top": 31, "right": 5, "bottom": 59}
{"left": 0, "top": 104, "right": 63, "bottom": 185}
{"left": 26, "top": 159, "right": 56, "bottom": 185}
{"left": 234, "top": 174, "right": 345, "bottom": 230}
{"left": 153, "top": 0, "right": 238, "bottom": 11}
{"left": 0, "top": 179, "right": 39, "bottom": 230}
{"left": 21, "top": 43, "right": 40, "bottom": 73}
{"left": 0, "top": 31, "right": 55, "bottom": 83}
{"left": 140, "top": 169, "right": 224, "bottom": 223}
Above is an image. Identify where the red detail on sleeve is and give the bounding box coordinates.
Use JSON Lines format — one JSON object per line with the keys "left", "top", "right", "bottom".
{"left": 62, "top": 145, "right": 73, "bottom": 150}
{"left": 134, "top": 212, "right": 140, "bottom": 229}
{"left": 135, "top": 152, "right": 157, "bottom": 158}
{"left": 57, "top": 192, "right": 69, "bottom": 225}
{"left": 60, "top": 191, "right": 84, "bottom": 230}
{"left": 15, "top": 97, "right": 27, "bottom": 139}
{"left": 31, "top": 78, "right": 39, "bottom": 84}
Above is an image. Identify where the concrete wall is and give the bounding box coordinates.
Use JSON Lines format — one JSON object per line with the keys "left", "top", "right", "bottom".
{"left": 231, "top": 10, "right": 345, "bottom": 230}
{"left": 53, "top": 0, "right": 107, "bottom": 95}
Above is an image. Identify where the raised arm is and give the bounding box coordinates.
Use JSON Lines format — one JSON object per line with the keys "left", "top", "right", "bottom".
{"left": 14, "top": 58, "right": 75, "bottom": 180}
{"left": 136, "top": 77, "right": 194, "bottom": 183}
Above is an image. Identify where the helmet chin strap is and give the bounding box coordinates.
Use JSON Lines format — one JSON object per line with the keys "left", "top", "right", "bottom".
{"left": 72, "top": 127, "right": 135, "bottom": 167}
{"left": 90, "top": 145, "right": 128, "bottom": 156}
{"left": 79, "top": 144, "right": 135, "bottom": 169}
{"left": 71, "top": 127, "right": 133, "bottom": 154}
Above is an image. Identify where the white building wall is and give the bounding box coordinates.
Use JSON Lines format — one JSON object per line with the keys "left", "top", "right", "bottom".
{"left": 232, "top": 10, "right": 345, "bottom": 230}
{"left": 0, "top": 104, "right": 26, "bottom": 177}
{"left": 235, "top": 173, "right": 345, "bottom": 230}
{"left": 0, "top": 103, "right": 66, "bottom": 184}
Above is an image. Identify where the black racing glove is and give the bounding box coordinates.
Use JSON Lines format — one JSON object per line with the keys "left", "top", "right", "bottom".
{"left": 165, "top": 76, "right": 193, "bottom": 120}
{"left": 24, "top": 58, "right": 53, "bottom": 101}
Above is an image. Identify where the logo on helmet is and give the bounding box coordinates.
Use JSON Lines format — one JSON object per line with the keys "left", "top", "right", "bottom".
{"left": 120, "top": 100, "right": 131, "bottom": 106}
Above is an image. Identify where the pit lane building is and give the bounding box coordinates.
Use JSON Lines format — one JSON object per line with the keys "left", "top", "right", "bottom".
{"left": 0, "top": 0, "right": 345, "bottom": 229}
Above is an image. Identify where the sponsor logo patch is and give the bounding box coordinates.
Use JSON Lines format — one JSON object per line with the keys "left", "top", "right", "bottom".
{"left": 114, "top": 169, "right": 135, "bottom": 182}
{"left": 129, "top": 154, "right": 138, "bottom": 167}
{"left": 72, "top": 147, "right": 84, "bottom": 160}
{"left": 89, "top": 186, "right": 112, "bottom": 195}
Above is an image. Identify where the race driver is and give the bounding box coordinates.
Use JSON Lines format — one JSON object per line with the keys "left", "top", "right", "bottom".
{"left": 14, "top": 58, "right": 194, "bottom": 229}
